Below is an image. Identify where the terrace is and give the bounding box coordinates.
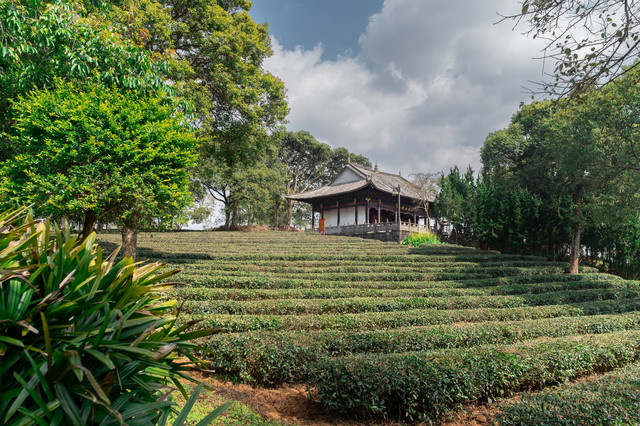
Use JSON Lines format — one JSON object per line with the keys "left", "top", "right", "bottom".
{"left": 318, "top": 220, "right": 431, "bottom": 242}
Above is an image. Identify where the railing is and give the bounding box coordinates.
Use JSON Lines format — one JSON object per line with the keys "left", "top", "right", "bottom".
{"left": 322, "top": 221, "right": 431, "bottom": 236}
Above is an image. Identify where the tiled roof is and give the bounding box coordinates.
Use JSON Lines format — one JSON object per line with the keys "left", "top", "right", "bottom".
{"left": 285, "top": 163, "right": 430, "bottom": 201}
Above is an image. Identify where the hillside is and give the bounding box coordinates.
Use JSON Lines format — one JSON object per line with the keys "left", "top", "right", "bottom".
{"left": 98, "top": 231, "right": 640, "bottom": 424}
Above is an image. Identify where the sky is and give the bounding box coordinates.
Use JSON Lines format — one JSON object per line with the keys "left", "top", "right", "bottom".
{"left": 249, "top": 0, "right": 548, "bottom": 176}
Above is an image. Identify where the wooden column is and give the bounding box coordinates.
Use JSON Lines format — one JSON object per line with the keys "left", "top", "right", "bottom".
{"left": 365, "top": 198, "right": 370, "bottom": 223}
{"left": 354, "top": 198, "right": 358, "bottom": 224}
{"left": 337, "top": 201, "right": 340, "bottom": 226}
{"left": 377, "top": 199, "right": 381, "bottom": 223}
{"left": 311, "top": 207, "right": 315, "bottom": 229}
{"left": 321, "top": 203, "right": 324, "bottom": 219}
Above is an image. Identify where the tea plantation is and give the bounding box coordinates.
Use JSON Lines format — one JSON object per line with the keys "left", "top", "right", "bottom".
{"left": 98, "top": 231, "right": 640, "bottom": 423}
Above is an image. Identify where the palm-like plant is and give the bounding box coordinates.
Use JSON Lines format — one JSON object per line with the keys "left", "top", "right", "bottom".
{"left": 0, "top": 207, "right": 226, "bottom": 425}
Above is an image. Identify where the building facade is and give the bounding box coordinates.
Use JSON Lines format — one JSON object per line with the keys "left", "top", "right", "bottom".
{"left": 285, "top": 163, "right": 434, "bottom": 232}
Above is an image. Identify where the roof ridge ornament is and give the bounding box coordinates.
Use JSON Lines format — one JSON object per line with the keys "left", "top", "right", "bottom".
{"left": 374, "top": 162, "right": 379, "bottom": 173}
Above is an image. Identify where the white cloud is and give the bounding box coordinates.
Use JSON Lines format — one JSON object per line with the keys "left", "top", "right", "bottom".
{"left": 264, "top": 0, "right": 546, "bottom": 175}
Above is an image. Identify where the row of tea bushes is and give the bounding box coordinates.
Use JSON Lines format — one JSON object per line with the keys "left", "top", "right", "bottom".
{"left": 167, "top": 278, "right": 634, "bottom": 301}
{"left": 178, "top": 271, "right": 619, "bottom": 290}
{"left": 308, "top": 331, "right": 640, "bottom": 421}
{"left": 199, "top": 313, "right": 640, "bottom": 385}
{"left": 167, "top": 260, "right": 570, "bottom": 274}
{"left": 496, "top": 361, "right": 640, "bottom": 425}
{"left": 182, "top": 298, "right": 640, "bottom": 333}
{"left": 96, "top": 231, "right": 640, "bottom": 423}
{"left": 179, "top": 288, "right": 640, "bottom": 316}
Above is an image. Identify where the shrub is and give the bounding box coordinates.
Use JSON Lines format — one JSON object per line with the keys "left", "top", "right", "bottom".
{"left": 496, "top": 361, "right": 640, "bottom": 425}
{"left": 0, "top": 207, "right": 222, "bottom": 425}
{"left": 401, "top": 232, "right": 442, "bottom": 247}
{"left": 308, "top": 331, "right": 640, "bottom": 421}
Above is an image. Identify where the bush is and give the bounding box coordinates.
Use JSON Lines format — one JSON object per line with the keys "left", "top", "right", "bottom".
{"left": 401, "top": 232, "right": 442, "bottom": 247}
{"left": 308, "top": 331, "right": 640, "bottom": 421}
{"left": 496, "top": 362, "right": 640, "bottom": 425}
{"left": 0, "top": 208, "right": 221, "bottom": 425}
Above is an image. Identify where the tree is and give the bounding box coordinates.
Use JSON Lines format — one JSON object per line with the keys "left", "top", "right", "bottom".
{"left": 279, "top": 131, "right": 371, "bottom": 229}
{"left": 410, "top": 172, "right": 440, "bottom": 227}
{"left": 191, "top": 143, "right": 284, "bottom": 229}
{"left": 103, "top": 0, "right": 289, "bottom": 171}
{"left": 434, "top": 166, "right": 477, "bottom": 242}
{"left": 0, "top": 1, "right": 169, "bottom": 161}
{"left": 0, "top": 81, "right": 197, "bottom": 258}
{"left": 502, "top": 0, "right": 640, "bottom": 96}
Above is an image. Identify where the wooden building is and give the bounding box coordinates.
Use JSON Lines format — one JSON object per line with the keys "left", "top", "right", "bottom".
{"left": 285, "top": 163, "right": 434, "bottom": 232}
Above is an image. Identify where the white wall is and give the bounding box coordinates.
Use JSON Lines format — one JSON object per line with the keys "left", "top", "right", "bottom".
{"left": 322, "top": 205, "right": 369, "bottom": 227}
{"left": 324, "top": 210, "right": 338, "bottom": 227}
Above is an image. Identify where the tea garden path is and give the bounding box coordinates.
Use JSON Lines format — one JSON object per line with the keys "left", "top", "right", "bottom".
{"left": 97, "top": 231, "right": 640, "bottom": 424}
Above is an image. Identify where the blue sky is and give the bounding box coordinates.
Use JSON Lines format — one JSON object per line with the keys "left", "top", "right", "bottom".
{"left": 250, "top": 1, "right": 384, "bottom": 60}
{"left": 249, "top": 0, "right": 547, "bottom": 176}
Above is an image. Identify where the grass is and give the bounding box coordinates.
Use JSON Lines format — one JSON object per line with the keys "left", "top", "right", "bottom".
{"left": 171, "top": 382, "right": 280, "bottom": 425}
{"left": 97, "top": 231, "right": 640, "bottom": 423}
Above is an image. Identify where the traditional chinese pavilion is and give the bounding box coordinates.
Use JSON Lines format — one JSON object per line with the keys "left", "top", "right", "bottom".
{"left": 285, "top": 163, "right": 434, "bottom": 239}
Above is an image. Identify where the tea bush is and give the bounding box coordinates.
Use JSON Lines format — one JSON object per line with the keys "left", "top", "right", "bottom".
{"left": 199, "top": 313, "right": 640, "bottom": 385}
{"left": 308, "top": 331, "right": 640, "bottom": 421}
{"left": 496, "top": 362, "right": 640, "bottom": 425}
{"left": 97, "top": 230, "right": 640, "bottom": 423}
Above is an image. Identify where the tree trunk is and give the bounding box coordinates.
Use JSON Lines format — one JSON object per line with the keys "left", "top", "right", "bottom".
{"left": 231, "top": 200, "right": 239, "bottom": 228}
{"left": 81, "top": 211, "right": 97, "bottom": 241}
{"left": 284, "top": 199, "right": 293, "bottom": 231}
{"left": 121, "top": 224, "right": 138, "bottom": 261}
{"left": 568, "top": 192, "right": 582, "bottom": 274}
{"left": 568, "top": 223, "right": 581, "bottom": 274}
{"left": 224, "top": 207, "right": 231, "bottom": 229}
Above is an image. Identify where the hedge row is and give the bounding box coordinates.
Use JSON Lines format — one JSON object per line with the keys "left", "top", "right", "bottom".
{"left": 179, "top": 272, "right": 616, "bottom": 290}
{"left": 179, "top": 288, "right": 640, "bottom": 315}
{"left": 185, "top": 297, "right": 640, "bottom": 333}
{"left": 168, "top": 278, "right": 634, "bottom": 301}
{"left": 167, "top": 260, "right": 567, "bottom": 274}
{"left": 308, "top": 331, "right": 640, "bottom": 421}
{"left": 199, "top": 313, "right": 640, "bottom": 385}
{"left": 496, "top": 361, "right": 640, "bottom": 425}
{"left": 179, "top": 265, "right": 596, "bottom": 282}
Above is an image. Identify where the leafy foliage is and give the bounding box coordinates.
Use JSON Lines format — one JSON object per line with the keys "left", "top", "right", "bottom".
{"left": 401, "top": 232, "right": 442, "bottom": 247}
{"left": 0, "top": 1, "right": 168, "bottom": 161}
{"left": 0, "top": 81, "right": 197, "bottom": 252}
{"left": 96, "top": 231, "right": 640, "bottom": 422}
{"left": 501, "top": 0, "right": 640, "bottom": 96}
{"left": 0, "top": 208, "right": 221, "bottom": 424}
{"left": 497, "top": 361, "right": 640, "bottom": 425}
{"left": 310, "top": 331, "right": 640, "bottom": 421}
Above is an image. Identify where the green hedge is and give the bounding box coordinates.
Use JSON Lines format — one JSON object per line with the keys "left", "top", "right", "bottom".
{"left": 179, "top": 288, "right": 639, "bottom": 315}
{"left": 496, "top": 361, "right": 640, "bottom": 425}
{"left": 167, "top": 278, "right": 634, "bottom": 301}
{"left": 199, "top": 313, "right": 640, "bottom": 385}
{"left": 308, "top": 331, "right": 640, "bottom": 421}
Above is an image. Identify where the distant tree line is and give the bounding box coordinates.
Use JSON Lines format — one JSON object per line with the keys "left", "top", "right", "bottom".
{"left": 435, "top": 67, "right": 640, "bottom": 277}
{"left": 190, "top": 130, "right": 370, "bottom": 230}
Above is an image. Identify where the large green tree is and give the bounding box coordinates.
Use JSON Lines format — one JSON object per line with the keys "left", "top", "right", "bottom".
{"left": 101, "top": 0, "right": 289, "bottom": 170}
{"left": 0, "top": 82, "right": 197, "bottom": 258}
{"left": 0, "top": 1, "right": 168, "bottom": 161}
{"left": 191, "top": 142, "right": 284, "bottom": 229}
